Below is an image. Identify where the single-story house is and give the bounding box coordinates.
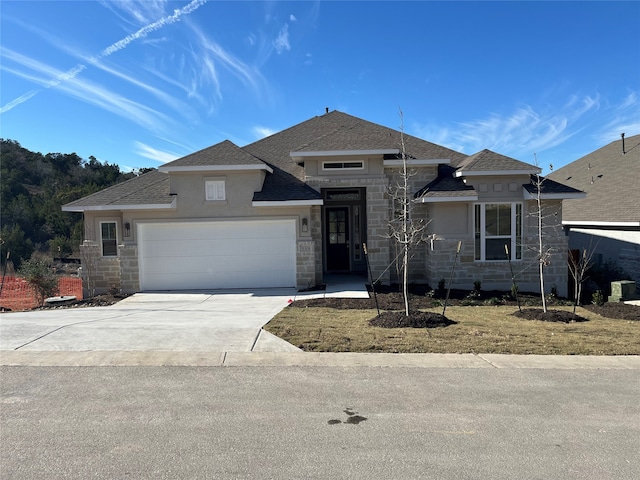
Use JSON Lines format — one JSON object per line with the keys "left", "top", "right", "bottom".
{"left": 547, "top": 133, "right": 640, "bottom": 290}
{"left": 63, "top": 110, "right": 584, "bottom": 296}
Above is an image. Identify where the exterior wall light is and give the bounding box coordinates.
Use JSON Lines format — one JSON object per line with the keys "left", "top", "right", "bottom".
{"left": 124, "top": 222, "right": 131, "bottom": 237}
{"left": 301, "top": 217, "right": 309, "bottom": 232}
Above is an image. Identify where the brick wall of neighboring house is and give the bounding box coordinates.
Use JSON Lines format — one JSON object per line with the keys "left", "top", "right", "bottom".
{"left": 0, "top": 276, "right": 83, "bottom": 311}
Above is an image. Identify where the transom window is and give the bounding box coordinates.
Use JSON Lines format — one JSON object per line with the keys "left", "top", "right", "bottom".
{"left": 474, "top": 203, "right": 522, "bottom": 261}
{"left": 205, "top": 179, "right": 226, "bottom": 201}
{"left": 322, "top": 161, "right": 364, "bottom": 170}
{"left": 100, "top": 222, "right": 117, "bottom": 257}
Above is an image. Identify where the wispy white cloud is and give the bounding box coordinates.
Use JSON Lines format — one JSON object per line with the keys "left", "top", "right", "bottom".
{"left": 412, "top": 93, "right": 605, "bottom": 158}
{"left": 100, "top": 0, "right": 168, "bottom": 25}
{"left": 1, "top": 0, "right": 209, "bottom": 114}
{"left": 290, "top": 14, "right": 297, "bottom": 22}
{"left": 595, "top": 91, "right": 640, "bottom": 144}
{"left": 252, "top": 126, "right": 276, "bottom": 139}
{"left": 134, "top": 141, "right": 179, "bottom": 163}
{"left": 101, "top": 0, "right": 208, "bottom": 57}
{"left": 274, "top": 24, "right": 291, "bottom": 54}
{"left": 0, "top": 89, "right": 39, "bottom": 114}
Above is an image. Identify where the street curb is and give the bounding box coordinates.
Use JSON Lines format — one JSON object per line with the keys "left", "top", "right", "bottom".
{"left": 1, "top": 351, "right": 639, "bottom": 368}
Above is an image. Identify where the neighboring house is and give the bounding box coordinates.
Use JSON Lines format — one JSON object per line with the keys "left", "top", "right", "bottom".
{"left": 547, "top": 133, "right": 640, "bottom": 289}
{"left": 63, "top": 111, "right": 583, "bottom": 296}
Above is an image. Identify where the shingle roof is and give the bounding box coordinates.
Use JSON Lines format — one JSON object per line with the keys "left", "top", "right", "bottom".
{"left": 162, "top": 140, "right": 265, "bottom": 168}
{"left": 546, "top": 134, "right": 640, "bottom": 224}
{"left": 243, "top": 111, "right": 467, "bottom": 181}
{"left": 62, "top": 170, "right": 172, "bottom": 211}
{"left": 523, "top": 175, "right": 586, "bottom": 196}
{"left": 455, "top": 149, "right": 539, "bottom": 174}
{"left": 414, "top": 166, "right": 477, "bottom": 200}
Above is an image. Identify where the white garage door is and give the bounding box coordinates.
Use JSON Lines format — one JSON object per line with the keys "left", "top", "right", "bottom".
{"left": 138, "top": 220, "right": 296, "bottom": 290}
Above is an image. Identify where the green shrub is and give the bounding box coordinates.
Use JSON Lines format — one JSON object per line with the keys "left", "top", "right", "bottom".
{"left": 592, "top": 290, "right": 605, "bottom": 306}
{"left": 18, "top": 257, "right": 58, "bottom": 306}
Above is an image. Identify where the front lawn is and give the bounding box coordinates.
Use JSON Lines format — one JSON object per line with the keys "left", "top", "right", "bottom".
{"left": 265, "top": 304, "right": 640, "bottom": 355}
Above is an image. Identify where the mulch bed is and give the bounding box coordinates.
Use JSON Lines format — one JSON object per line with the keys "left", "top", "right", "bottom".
{"left": 512, "top": 308, "right": 588, "bottom": 323}
{"left": 583, "top": 302, "right": 640, "bottom": 321}
{"left": 32, "top": 293, "right": 131, "bottom": 310}
{"left": 369, "top": 310, "right": 456, "bottom": 329}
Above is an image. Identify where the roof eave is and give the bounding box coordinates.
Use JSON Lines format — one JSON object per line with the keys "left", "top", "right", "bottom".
{"left": 522, "top": 190, "right": 587, "bottom": 200}
{"left": 417, "top": 195, "right": 479, "bottom": 203}
{"left": 455, "top": 169, "right": 540, "bottom": 178}
{"left": 62, "top": 197, "right": 177, "bottom": 212}
{"left": 563, "top": 220, "right": 640, "bottom": 227}
{"left": 252, "top": 199, "right": 324, "bottom": 207}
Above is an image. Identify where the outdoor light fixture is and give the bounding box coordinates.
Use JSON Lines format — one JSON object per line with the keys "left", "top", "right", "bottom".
{"left": 124, "top": 222, "right": 131, "bottom": 237}
{"left": 302, "top": 217, "right": 309, "bottom": 232}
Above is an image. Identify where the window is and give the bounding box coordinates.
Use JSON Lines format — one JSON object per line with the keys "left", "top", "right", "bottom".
{"left": 474, "top": 203, "right": 522, "bottom": 261}
{"left": 205, "top": 180, "right": 225, "bottom": 201}
{"left": 101, "top": 222, "right": 117, "bottom": 257}
{"left": 322, "top": 161, "right": 364, "bottom": 170}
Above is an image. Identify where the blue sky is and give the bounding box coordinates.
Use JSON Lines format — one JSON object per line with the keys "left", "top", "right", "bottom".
{"left": 1, "top": 1, "right": 639, "bottom": 174}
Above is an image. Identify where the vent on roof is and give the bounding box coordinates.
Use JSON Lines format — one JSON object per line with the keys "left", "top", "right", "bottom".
{"left": 621, "top": 132, "right": 626, "bottom": 154}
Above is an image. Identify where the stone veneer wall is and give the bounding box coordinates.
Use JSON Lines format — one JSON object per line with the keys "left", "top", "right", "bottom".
{"left": 307, "top": 176, "right": 391, "bottom": 284}
{"left": 79, "top": 241, "right": 121, "bottom": 295}
{"left": 309, "top": 205, "right": 323, "bottom": 285}
{"left": 296, "top": 239, "right": 316, "bottom": 289}
{"left": 425, "top": 200, "right": 569, "bottom": 297}
{"left": 384, "top": 166, "right": 437, "bottom": 285}
{"left": 118, "top": 243, "right": 140, "bottom": 293}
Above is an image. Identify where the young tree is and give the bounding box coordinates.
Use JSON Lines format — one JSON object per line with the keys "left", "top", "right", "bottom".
{"left": 568, "top": 245, "right": 597, "bottom": 314}
{"left": 386, "top": 109, "right": 430, "bottom": 316}
{"left": 528, "top": 158, "right": 560, "bottom": 313}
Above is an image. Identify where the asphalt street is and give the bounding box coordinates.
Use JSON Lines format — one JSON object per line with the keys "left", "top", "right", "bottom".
{"left": 2, "top": 365, "right": 638, "bottom": 480}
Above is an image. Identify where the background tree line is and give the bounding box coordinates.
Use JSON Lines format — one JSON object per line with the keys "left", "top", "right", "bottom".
{"left": 1, "top": 139, "right": 154, "bottom": 269}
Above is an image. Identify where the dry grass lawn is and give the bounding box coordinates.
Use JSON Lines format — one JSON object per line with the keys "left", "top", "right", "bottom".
{"left": 265, "top": 305, "right": 640, "bottom": 355}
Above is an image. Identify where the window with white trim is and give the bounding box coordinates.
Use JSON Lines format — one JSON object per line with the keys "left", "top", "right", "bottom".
{"left": 474, "top": 203, "right": 522, "bottom": 261}
{"left": 100, "top": 222, "right": 117, "bottom": 257}
{"left": 205, "top": 179, "right": 226, "bottom": 201}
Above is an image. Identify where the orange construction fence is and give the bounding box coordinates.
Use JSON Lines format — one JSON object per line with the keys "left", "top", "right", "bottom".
{"left": 0, "top": 276, "right": 83, "bottom": 312}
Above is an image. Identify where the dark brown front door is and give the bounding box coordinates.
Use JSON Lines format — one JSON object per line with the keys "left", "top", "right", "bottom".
{"left": 326, "top": 207, "right": 349, "bottom": 271}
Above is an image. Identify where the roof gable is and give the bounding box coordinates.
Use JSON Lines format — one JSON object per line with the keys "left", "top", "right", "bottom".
{"left": 455, "top": 149, "right": 540, "bottom": 177}
{"left": 160, "top": 140, "right": 269, "bottom": 172}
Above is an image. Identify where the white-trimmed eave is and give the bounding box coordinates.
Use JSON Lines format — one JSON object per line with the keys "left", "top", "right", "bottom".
{"left": 522, "top": 190, "right": 587, "bottom": 200}
{"left": 290, "top": 149, "right": 399, "bottom": 160}
{"left": 416, "top": 194, "right": 479, "bottom": 203}
{"left": 563, "top": 220, "right": 640, "bottom": 227}
{"left": 159, "top": 164, "right": 273, "bottom": 174}
{"left": 252, "top": 199, "right": 324, "bottom": 207}
{"left": 455, "top": 169, "right": 540, "bottom": 178}
{"left": 62, "top": 197, "right": 177, "bottom": 212}
{"left": 383, "top": 158, "right": 451, "bottom": 167}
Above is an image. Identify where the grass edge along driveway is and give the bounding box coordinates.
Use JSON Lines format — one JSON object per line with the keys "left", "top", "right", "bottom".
{"left": 265, "top": 305, "right": 640, "bottom": 355}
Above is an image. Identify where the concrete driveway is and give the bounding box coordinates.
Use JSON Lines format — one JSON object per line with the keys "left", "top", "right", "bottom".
{"left": 0, "top": 290, "right": 300, "bottom": 353}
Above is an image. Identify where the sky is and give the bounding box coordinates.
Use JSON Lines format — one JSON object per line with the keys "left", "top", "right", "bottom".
{"left": 1, "top": 1, "right": 639, "bottom": 174}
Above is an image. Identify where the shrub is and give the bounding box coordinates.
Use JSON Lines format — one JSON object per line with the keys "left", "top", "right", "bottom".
{"left": 49, "top": 236, "right": 73, "bottom": 259}
{"left": 18, "top": 257, "right": 58, "bottom": 306}
{"left": 592, "top": 290, "right": 605, "bottom": 306}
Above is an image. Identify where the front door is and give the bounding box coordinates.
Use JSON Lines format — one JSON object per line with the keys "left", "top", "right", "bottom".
{"left": 326, "top": 207, "right": 350, "bottom": 271}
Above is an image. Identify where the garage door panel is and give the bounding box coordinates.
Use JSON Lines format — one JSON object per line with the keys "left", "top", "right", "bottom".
{"left": 138, "top": 220, "right": 296, "bottom": 290}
